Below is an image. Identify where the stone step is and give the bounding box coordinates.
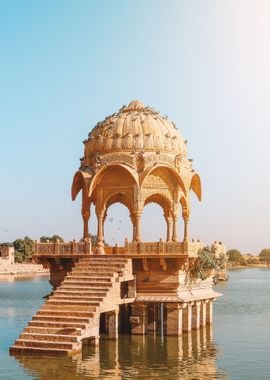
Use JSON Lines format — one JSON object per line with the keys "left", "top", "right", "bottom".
{"left": 61, "top": 281, "right": 112, "bottom": 288}
{"left": 63, "top": 277, "right": 112, "bottom": 283}
{"left": 51, "top": 295, "right": 103, "bottom": 302}
{"left": 54, "top": 290, "right": 107, "bottom": 297}
{"left": 57, "top": 285, "right": 111, "bottom": 292}
{"left": 28, "top": 321, "right": 87, "bottom": 329}
{"left": 75, "top": 262, "right": 127, "bottom": 267}
{"left": 45, "top": 299, "right": 100, "bottom": 307}
{"left": 65, "top": 275, "right": 114, "bottom": 281}
{"left": 32, "top": 315, "right": 91, "bottom": 324}
{"left": 41, "top": 304, "right": 97, "bottom": 312}
{"left": 74, "top": 263, "right": 126, "bottom": 269}
{"left": 24, "top": 326, "right": 82, "bottom": 336}
{"left": 10, "top": 345, "right": 70, "bottom": 356}
{"left": 70, "top": 270, "right": 119, "bottom": 276}
{"left": 79, "top": 256, "right": 127, "bottom": 261}
{"left": 14, "top": 339, "right": 75, "bottom": 350}
{"left": 37, "top": 310, "right": 95, "bottom": 318}
{"left": 20, "top": 332, "right": 79, "bottom": 343}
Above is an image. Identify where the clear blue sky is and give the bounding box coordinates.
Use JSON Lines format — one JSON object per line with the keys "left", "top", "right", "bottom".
{"left": 1, "top": 0, "right": 270, "bottom": 253}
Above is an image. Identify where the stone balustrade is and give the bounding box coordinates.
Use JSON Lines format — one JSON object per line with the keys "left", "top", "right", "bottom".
{"left": 33, "top": 239, "right": 203, "bottom": 259}
{"left": 125, "top": 240, "right": 203, "bottom": 257}
{"left": 33, "top": 239, "right": 91, "bottom": 258}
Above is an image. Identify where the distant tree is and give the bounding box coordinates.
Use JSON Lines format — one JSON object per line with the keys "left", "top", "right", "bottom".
{"left": 259, "top": 249, "right": 270, "bottom": 268}
{"left": 13, "top": 236, "right": 34, "bottom": 262}
{"left": 190, "top": 246, "right": 226, "bottom": 281}
{"left": 80, "top": 234, "right": 108, "bottom": 247}
{"left": 40, "top": 235, "right": 64, "bottom": 243}
{"left": 40, "top": 236, "right": 51, "bottom": 242}
{"left": 227, "top": 249, "right": 246, "bottom": 265}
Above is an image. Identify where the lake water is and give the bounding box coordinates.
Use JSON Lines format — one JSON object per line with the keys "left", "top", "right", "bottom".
{"left": 1, "top": 269, "right": 270, "bottom": 379}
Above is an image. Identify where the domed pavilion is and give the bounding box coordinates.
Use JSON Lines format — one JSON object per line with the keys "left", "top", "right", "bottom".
{"left": 10, "top": 100, "right": 221, "bottom": 357}
{"left": 71, "top": 100, "right": 202, "bottom": 250}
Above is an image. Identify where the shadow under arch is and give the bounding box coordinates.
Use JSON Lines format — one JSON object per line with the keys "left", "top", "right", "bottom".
{"left": 140, "top": 164, "right": 187, "bottom": 196}
{"left": 89, "top": 163, "right": 139, "bottom": 197}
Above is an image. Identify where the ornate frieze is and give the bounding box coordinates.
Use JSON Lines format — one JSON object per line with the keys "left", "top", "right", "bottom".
{"left": 143, "top": 153, "right": 176, "bottom": 170}
{"left": 142, "top": 174, "right": 168, "bottom": 189}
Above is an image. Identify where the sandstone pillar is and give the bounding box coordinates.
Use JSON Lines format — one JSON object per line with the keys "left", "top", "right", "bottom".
{"left": 108, "top": 309, "right": 119, "bottom": 340}
{"left": 147, "top": 304, "right": 157, "bottom": 332}
{"left": 206, "top": 300, "right": 213, "bottom": 324}
{"left": 134, "top": 212, "right": 142, "bottom": 242}
{"left": 131, "top": 304, "right": 147, "bottom": 335}
{"left": 82, "top": 207, "right": 90, "bottom": 239}
{"left": 166, "top": 217, "right": 173, "bottom": 242}
{"left": 166, "top": 304, "right": 183, "bottom": 336}
{"left": 182, "top": 303, "right": 192, "bottom": 332}
{"left": 172, "top": 215, "right": 179, "bottom": 242}
{"left": 200, "top": 301, "right": 207, "bottom": 327}
{"left": 97, "top": 213, "right": 104, "bottom": 244}
{"left": 183, "top": 217, "right": 189, "bottom": 242}
{"left": 133, "top": 224, "right": 136, "bottom": 242}
{"left": 192, "top": 301, "right": 201, "bottom": 330}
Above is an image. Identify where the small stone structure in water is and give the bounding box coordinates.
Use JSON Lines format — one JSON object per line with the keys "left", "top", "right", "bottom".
{"left": 10, "top": 100, "right": 221, "bottom": 356}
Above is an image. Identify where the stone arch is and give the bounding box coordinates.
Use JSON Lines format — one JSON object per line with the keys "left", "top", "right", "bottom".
{"left": 140, "top": 165, "right": 186, "bottom": 196}
{"left": 103, "top": 201, "right": 133, "bottom": 245}
{"left": 103, "top": 192, "right": 133, "bottom": 218}
{"left": 71, "top": 171, "right": 91, "bottom": 201}
{"left": 142, "top": 193, "right": 174, "bottom": 242}
{"left": 89, "top": 164, "right": 139, "bottom": 198}
{"left": 71, "top": 171, "right": 93, "bottom": 239}
{"left": 141, "top": 202, "right": 167, "bottom": 242}
{"left": 190, "top": 173, "right": 202, "bottom": 201}
{"left": 143, "top": 192, "right": 172, "bottom": 218}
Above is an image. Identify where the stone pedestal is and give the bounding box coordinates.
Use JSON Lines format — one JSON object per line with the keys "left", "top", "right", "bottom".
{"left": 192, "top": 301, "right": 201, "bottom": 330}
{"left": 147, "top": 304, "right": 157, "bottom": 332}
{"left": 200, "top": 301, "right": 207, "bottom": 327}
{"left": 131, "top": 304, "right": 147, "bottom": 335}
{"left": 182, "top": 303, "right": 192, "bottom": 332}
{"left": 166, "top": 304, "right": 183, "bottom": 336}
{"left": 108, "top": 310, "right": 119, "bottom": 340}
{"left": 206, "top": 300, "right": 213, "bottom": 324}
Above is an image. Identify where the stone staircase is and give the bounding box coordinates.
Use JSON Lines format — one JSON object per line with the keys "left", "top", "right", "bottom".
{"left": 10, "top": 256, "right": 134, "bottom": 356}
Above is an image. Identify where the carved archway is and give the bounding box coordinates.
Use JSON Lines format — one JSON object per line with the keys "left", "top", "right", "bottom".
{"left": 103, "top": 201, "right": 133, "bottom": 245}
{"left": 89, "top": 163, "right": 139, "bottom": 198}
{"left": 190, "top": 173, "right": 202, "bottom": 201}
{"left": 140, "top": 165, "right": 186, "bottom": 196}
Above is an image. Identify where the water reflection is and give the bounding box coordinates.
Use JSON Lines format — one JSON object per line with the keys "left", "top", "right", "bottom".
{"left": 13, "top": 326, "right": 228, "bottom": 380}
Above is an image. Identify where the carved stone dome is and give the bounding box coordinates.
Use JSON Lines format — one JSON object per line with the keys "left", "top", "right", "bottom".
{"left": 84, "top": 100, "right": 187, "bottom": 156}
{"left": 72, "top": 100, "right": 202, "bottom": 243}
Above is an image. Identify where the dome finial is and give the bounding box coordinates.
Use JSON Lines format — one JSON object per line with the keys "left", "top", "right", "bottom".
{"left": 124, "top": 100, "right": 145, "bottom": 111}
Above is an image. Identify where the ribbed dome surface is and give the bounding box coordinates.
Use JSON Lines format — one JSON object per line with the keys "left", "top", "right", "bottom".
{"left": 85, "top": 100, "right": 187, "bottom": 155}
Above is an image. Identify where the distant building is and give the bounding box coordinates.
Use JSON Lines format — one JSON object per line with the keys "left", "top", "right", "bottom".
{"left": 0, "top": 246, "right": 15, "bottom": 266}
